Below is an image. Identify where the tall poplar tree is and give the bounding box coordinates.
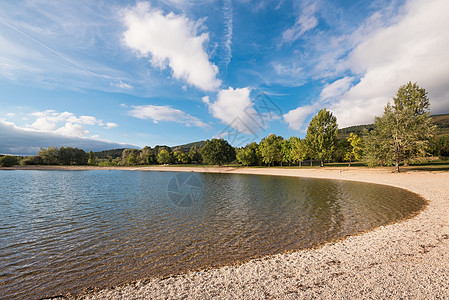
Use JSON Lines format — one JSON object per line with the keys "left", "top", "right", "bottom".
{"left": 364, "top": 82, "right": 434, "bottom": 172}
{"left": 305, "top": 109, "right": 338, "bottom": 167}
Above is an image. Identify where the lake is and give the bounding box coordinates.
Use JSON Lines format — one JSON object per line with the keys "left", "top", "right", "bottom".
{"left": 0, "top": 170, "right": 425, "bottom": 299}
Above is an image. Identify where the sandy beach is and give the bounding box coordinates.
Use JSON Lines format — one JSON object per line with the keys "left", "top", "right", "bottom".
{"left": 5, "top": 166, "right": 449, "bottom": 299}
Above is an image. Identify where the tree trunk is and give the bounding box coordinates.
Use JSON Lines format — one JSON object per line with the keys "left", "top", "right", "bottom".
{"left": 280, "top": 161, "right": 283, "bottom": 167}
{"left": 310, "top": 159, "right": 313, "bottom": 167}
{"left": 348, "top": 158, "right": 351, "bottom": 167}
{"left": 299, "top": 161, "right": 302, "bottom": 167}
{"left": 395, "top": 160, "right": 400, "bottom": 173}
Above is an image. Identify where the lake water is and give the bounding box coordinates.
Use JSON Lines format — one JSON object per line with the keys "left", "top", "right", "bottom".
{"left": 0, "top": 170, "right": 425, "bottom": 299}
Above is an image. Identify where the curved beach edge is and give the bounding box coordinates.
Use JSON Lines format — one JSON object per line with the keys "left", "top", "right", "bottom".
{"left": 12, "top": 166, "right": 448, "bottom": 299}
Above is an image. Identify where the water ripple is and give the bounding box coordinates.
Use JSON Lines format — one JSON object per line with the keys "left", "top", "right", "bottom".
{"left": 0, "top": 170, "right": 424, "bottom": 299}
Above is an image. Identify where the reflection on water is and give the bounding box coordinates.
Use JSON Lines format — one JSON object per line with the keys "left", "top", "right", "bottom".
{"left": 0, "top": 170, "right": 425, "bottom": 299}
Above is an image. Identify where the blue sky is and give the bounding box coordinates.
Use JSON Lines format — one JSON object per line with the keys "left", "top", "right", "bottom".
{"left": 1, "top": 0, "right": 449, "bottom": 155}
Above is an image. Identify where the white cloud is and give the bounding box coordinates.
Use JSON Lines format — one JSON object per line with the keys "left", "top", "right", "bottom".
{"left": 273, "top": 62, "right": 302, "bottom": 76}
{"left": 122, "top": 2, "right": 221, "bottom": 91}
{"left": 0, "top": 119, "right": 135, "bottom": 156}
{"left": 55, "top": 122, "right": 89, "bottom": 137}
{"left": 31, "top": 117, "right": 57, "bottom": 131}
{"left": 6, "top": 113, "right": 16, "bottom": 118}
{"left": 112, "top": 80, "right": 133, "bottom": 90}
{"left": 105, "top": 122, "right": 119, "bottom": 129}
{"left": 330, "top": 0, "right": 449, "bottom": 128}
{"left": 202, "top": 96, "right": 210, "bottom": 105}
{"left": 128, "top": 105, "right": 208, "bottom": 128}
{"left": 222, "top": 0, "right": 233, "bottom": 67}
{"left": 281, "top": 1, "right": 318, "bottom": 44}
{"left": 283, "top": 105, "right": 315, "bottom": 131}
{"left": 319, "top": 77, "right": 353, "bottom": 102}
{"left": 26, "top": 110, "right": 117, "bottom": 137}
{"left": 205, "top": 87, "right": 262, "bottom": 134}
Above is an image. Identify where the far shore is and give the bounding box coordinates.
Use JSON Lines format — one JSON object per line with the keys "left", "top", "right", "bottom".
{"left": 3, "top": 165, "right": 449, "bottom": 298}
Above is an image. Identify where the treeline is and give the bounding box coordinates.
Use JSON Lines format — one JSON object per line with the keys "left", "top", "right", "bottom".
{"left": 1, "top": 82, "right": 448, "bottom": 170}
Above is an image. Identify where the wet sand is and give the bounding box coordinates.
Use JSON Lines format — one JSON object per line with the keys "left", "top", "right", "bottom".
{"left": 4, "top": 166, "right": 449, "bottom": 298}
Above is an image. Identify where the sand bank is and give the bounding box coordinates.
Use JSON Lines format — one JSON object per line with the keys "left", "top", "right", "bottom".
{"left": 5, "top": 166, "right": 449, "bottom": 298}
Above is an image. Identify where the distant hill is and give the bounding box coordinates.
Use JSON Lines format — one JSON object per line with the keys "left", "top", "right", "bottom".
{"left": 171, "top": 141, "right": 205, "bottom": 151}
{"left": 94, "top": 148, "right": 127, "bottom": 159}
{"left": 338, "top": 124, "right": 375, "bottom": 139}
{"left": 338, "top": 114, "right": 449, "bottom": 139}
{"left": 432, "top": 114, "right": 449, "bottom": 136}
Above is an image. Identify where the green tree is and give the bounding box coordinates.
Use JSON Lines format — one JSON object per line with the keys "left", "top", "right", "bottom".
{"left": 259, "top": 134, "right": 282, "bottom": 166}
{"left": 157, "top": 149, "right": 174, "bottom": 164}
{"left": 305, "top": 109, "right": 338, "bottom": 167}
{"left": 344, "top": 133, "right": 363, "bottom": 166}
{"left": 200, "top": 139, "right": 235, "bottom": 165}
{"left": 279, "top": 139, "right": 292, "bottom": 166}
{"left": 364, "top": 82, "right": 434, "bottom": 172}
{"left": 38, "top": 146, "right": 59, "bottom": 165}
{"left": 121, "top": 149, "right": 140, "bottom": 165}
{"left": 139, "top": 146, "right": 155, "bottom": 165}
{"left": 246, "top": 142, "right": 262, "bottom": 166}
{"left": 0, "top": 155, "right": 19, "bottom": 167}
{"left": 236, "top": 147, "right": 256, "bottom": 166}
{"left": 21, "top": 155, "right": 43, "bottom": 166}
{"left": 188, "top": 145, "right": 202, "bottom": 163}
{"left": 173, "top": 147, "right": 191, "bottom": 164}
{"left": 88, "top": 151, "right": 97, "bottom": 165}
{"left": 289, "top": 137, "right": 307, "bottom": 166}
{"left": 430, "top": 136, "right": 449, "bottom": 160}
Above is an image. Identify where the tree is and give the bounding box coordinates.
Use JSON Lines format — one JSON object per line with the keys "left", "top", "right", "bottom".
{"left": 344, "top": 133, "right": 363, "bottom": 166}
{"left": 21, "top": 155, "right": 43, "bottom": 166}
{"left": 139, "top": 146, "right": 156, "bottom": 165}
{"left": 188, "top": 145, "right": 202, "bottom": 163}
{"left": 289, "top": 137, "right": 307, "bottom": 166}
{"left": 430, "top": 136, "right": 449, "bottom": 160}
{"left": 200, "top": 139, "right": 235, "bottom": 165}
{"left": 38, "top": 146, "right": 59, "bottom": 165}
{"left": 305, "top": 109, "right": 338, "bottom": 167}
{"left": 259, "top": 134, "right": 282, "bottom": 166}
{"left": 173, "top": 147, "right": 190, "bottom": 164}
{"left": 0, "top": 155, "right": 19, "bottom": 167}
{"left": 236, "top": 147, "right": 256, "bottom": 166}
{"left": 121, "top": 149, "right": 140, "bottom": 165}
{"left": 157, "top": 149, "right": 174, "bottom": 164}
{"left": 364, "top": 82, "right": 435, "bottom": 172}
{"left": 279, "top": 139, "right": 292, "bottom": 166}
{"left": 246, "top": 142, "right": 262, "bottom": 166}
{"left": 88, "top": 151, "right": 97, "bottom": 166}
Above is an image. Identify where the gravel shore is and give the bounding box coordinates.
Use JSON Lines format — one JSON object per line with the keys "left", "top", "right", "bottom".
{"left": 7, "top": 166, "right": 448, "bottom": 299}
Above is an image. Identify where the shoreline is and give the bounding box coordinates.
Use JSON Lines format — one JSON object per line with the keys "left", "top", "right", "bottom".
{"left": 4, "top": 166, "right": 449, "bottom": 298}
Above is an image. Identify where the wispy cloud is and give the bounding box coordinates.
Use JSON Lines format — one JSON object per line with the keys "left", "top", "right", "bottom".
{"left": 281, "top": 1, "right": 318, "bottom": 44}
{"left": 0, "top": 1, "right": 135, "bottom": 92}
{"left": 222, "top": 0, "right": 233, "bottom": 68}
{"left": 128, "top": 105, "right": 209, "bottom": 128}
{"left": 122, "top": 2, "right": 221, "bottom": 91}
